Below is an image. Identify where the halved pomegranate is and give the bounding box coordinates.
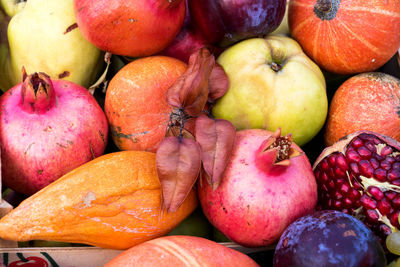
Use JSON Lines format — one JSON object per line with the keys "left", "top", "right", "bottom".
{"left": 313, "top": 131, "right": 400, "bottom": 242}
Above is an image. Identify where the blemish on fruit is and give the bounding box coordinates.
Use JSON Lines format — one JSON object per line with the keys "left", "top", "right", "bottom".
{"left": 128, "top": 18, "right": 137, "bottom": 23}
{"left": 343, "top": 230, "right": 357, "bottom": 237}
{"left": 222, "top": 206, "right": 227, "bottom": 214}
{"left": 56, "top": 143, "right": 67, "bottom": 149}
{"left": 37, "top": 169, "right": 43, "bottom": 175}
{"left": 64, "top": 23, "right": 78, "bottom": 34}
{"left": 58, "top": 71, "right": 70, "bottom": 79}
{"left": 24, "top": 142, "right": 35, "bottom": 154}
{"left": 99, "top": 130, "right": 106, "bottom": 145}
{"left": 89, "top": 142, "right": 95, "bottom": 159}
{"left": 82, "top": 191, "right": 96, "bottom": 208}
{"left": 396, "top": 106, "right": 400, "bottom": 118}
{"left": 282, "top": 237, "right": 288, "bottom": 248}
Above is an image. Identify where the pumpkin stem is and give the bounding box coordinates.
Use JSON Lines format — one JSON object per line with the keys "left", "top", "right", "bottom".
{"left": 315, "top": 0, "right": 332, "bottom": 12}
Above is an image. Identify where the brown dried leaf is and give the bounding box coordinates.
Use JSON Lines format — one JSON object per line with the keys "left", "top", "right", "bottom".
{"left": 166, "top": 126, "right": 195, "bottom": 139}
{"left": 195, "top": 114, "right": 236, "bottom": 189}
{"left": 208, "top": 62, "right": 229, "bottom": 101}
{"left": 166, "top": 48, "right": 214, "bottom": 116}
{"left": 156, "top": 136, "right": 201, "bottom": 212}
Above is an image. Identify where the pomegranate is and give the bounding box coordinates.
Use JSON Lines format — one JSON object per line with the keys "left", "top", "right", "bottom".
{"left": 198, "top": 129, "right": 317, "bottom": 247}
{"left": 313, "top": 130, "right": 400, "bottom": 242}
{"left": 0, "top": 71, "right": 108, "bottom": 195}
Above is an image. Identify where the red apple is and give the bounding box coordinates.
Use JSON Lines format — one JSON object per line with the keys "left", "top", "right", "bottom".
{"left": 189, "top": 0, "right": 287, "bottom": 47}
{"left": 73, "top": 0, "right": 186, "bottom": 57}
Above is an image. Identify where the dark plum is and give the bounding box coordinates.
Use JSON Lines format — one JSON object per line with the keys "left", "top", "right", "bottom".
{"left": 188, "top": 0, "right": 287, "bottom": 47}
{"left": 273, "top": 210, "right": 386, "bottom": 267}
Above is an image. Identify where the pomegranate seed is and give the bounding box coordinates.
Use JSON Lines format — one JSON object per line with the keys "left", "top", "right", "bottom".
{"left": 374, "top": 168, "right": 387, "bottom": 182}
{"left": 370, "top": 157, "right": 379, "bottom": 169}
{"left": 320, "top": 159, "right": 329, "bottom": 171}
{"left": 381, "top": 158, "right": 394, "bottom": 170}
{"left": 379, "top": 224, "right": 392, "bottom": 236}
{"left": 334, "top": 200, "right": 342, "bottom": 209}
{"left": 352, "top": 137, "right": 364, "bottom": 148}
{"left": 349, "top": 188, "right": 361, "bottom": 200}
{"left": 366, "top": 209, "right": 379, "bottom": 223}
{"left": 393, "top": 162, "right": 400, "bottom": 170}
{"left": 346, "top": 149, "right": 361, "bottom": 163}
{"left": 358, "top": 147, "right": 372, "bottom": 159}
{"left": 321, "top": 184, "right": 329, "bottom": 192}
{"left": 385, "top": 191, "right": 397, "bottom": 201}
{"left": 359, "top": 160, "right": 374, "bottom": 177}
{"left": 341, "top": 208, "right": 349, "bottom": 214}
{"left": 361, "top": 195, "right": 377, "bottom": 209}
{"left": 320, "top": 172, "right": 328, "bottom": 183}
{"left": 368, "top": 186, "right": 384, "bottom": 200}
{"left": 336, "top": 154, "right": 349, "bottom": 171}
{"left": 328, "top": 154, "right": 337, "bottom": 166}
{"left": 328, "top": 180, "right": 336, "bottom": 190}
{"left": 334, "top": 192, "right": 343, "bottom": 200}
{"left": 378, "top": 198, "right": 391, "bottom": 216}
{"left": 353, "top": 180, "right": 363, "bottom": 190}
{"left": 392, "top": 196, "right": 400, "bottom": 209}
{"left": 343, "top": 198, "right": 352, "bottom": 207}
{"left": 392, "top": 179, "right": 400, "bottom": 186}
{"left": 349, "top": 163, "right": 360, "bottom": 175}
{"left": 380, "top": 146, "right": 393, "bottom": 156}
{"left": 328, "top": 168, "right": 335, "bottom": 178}
{"left": 340, "top": 184, "right": 350, "bottom": 194}
{"left": 390, "top": 211, "right": 400, "bottom": 228}
{"left": 365, "top": 141, "right": 376, "bottom": 153}
{"left": 335, "top": 167, "right": 346, "bottom": 178}
{"left": 336, "top": 178, "right": 345, "bottom": 186}
{"left": 388, "top": 169, "right": 400, "bottom": 181}
{"left": 327, "top": 199, "right": 333, "bottom": 208}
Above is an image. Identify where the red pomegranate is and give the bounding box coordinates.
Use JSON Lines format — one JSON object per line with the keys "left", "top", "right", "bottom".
{"left": 198, "top": 129, "right": 317, "bottom": 247}
{"left": 313, "top": 131, "right": 400, "bottom": 242}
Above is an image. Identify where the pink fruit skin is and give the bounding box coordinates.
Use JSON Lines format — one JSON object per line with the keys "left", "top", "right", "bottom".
{"left": 74, "top": 0, "right": 186, "bottom": 57}
{"left": 0, "top": 78, "right": 108, "bottom": 195}
{"left": 198, "top": 129, "right": 317, "bottom": 247}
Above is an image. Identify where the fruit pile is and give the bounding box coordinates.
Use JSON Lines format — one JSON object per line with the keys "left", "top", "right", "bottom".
{"left": 0, "top": 0, "right": 399, "bottom": 266}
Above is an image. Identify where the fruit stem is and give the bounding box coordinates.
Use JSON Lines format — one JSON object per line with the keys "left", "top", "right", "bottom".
{"left": 270, "top": 62, "right": 282, "bottom": 72}
{"left": 20, "top": 71, "right": 56, "bottom": 114}
{"left": 315, "top": 0, "right": 332, "bottom": 12}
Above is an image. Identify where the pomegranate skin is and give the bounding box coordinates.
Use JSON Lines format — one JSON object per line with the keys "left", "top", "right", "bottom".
{"left": 0, "top": 76, "right": 108, "bottom": 195}
{"left": 74, "top": 0, "right": 186, "bottom": 57}
{"left": 198, "top": 129, "right": 318, "bottom": 247}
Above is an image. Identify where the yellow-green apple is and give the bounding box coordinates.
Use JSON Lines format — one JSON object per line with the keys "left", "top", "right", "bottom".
{"left": 0, "top": 0, "right": 103, "bottom": 92}
{"left": 212, "top": 35, "right": 328, "bottom": 146}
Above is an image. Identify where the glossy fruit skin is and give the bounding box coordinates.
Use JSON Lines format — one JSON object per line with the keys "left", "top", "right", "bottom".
{"left": 104, "top": 56, "right": 187, "bottom": 152}
{"left": 274, "top": 210, "right": 386, "bottom": 267}
{"left": 212, "top": 35, "right": 328, "bottom": 146}
{"left": 289, "top": 0, "right": 400, "bottom": 75}
{"left": 0, "top": 76, "right": 108, "bottom": 195}
{"left": 198, "top": 129, "right": 317, "bottom": 247}
{"left": 105, "top": 235, "right": 259, "bottom": 267}
{"left": 74, "top": 0, "right": 186, "bottom": 57}
{"left": 0, "top": 151, "right": 198, "bottom": 249}
{"left": 324, "top": 72, "right": 400, "bottom": 146}
{"left": 189, "top": 0, "right": 286, "bottom": 47}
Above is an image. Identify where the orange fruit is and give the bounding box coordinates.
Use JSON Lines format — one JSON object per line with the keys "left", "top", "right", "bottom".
{"left": 105, "top": 56, "right": 187, "bottom": 152}
{"left": 105, "top": 235, "right": 259, "bottom": 267}
{"left": 325, "top": 72, "right": 400, "bottom": 146}
{"left": 0, "top": 151, "right": 198, "bottom": 249}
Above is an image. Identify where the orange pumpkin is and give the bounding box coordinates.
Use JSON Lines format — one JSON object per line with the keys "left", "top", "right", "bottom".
{"left": 105, "top": 235, "right": 259, "bottom": 267}
{"left": 289, "top": 0, "right": 400, "bottom": 75}
{"left": 105, "top": 56, "right": 187, "bottom": 152}
{"left": 0, "top": 151, "right": 198, "bottom": 249}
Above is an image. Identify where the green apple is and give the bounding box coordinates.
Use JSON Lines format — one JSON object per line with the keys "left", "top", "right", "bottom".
{"left": 0, "top": 0, "right": 103, "bottom": 92}
{"left": 212, "top": 35, "right": 328, "bottom": 146}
